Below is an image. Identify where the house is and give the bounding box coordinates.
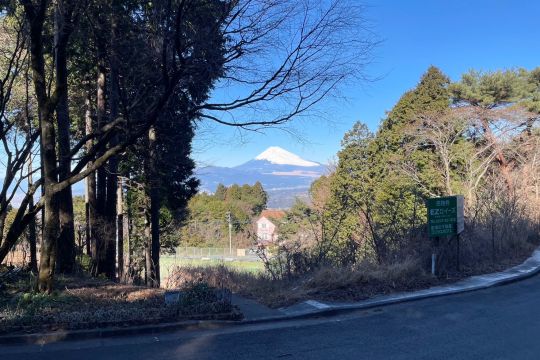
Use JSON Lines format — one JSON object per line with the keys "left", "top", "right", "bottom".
{"left": 256, "top": 209, "right": 286, "bottom": 245}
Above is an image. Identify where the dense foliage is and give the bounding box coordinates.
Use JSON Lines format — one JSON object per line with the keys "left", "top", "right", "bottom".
{"left": 270, "top": 66, "right": 540, "bottom": 277}
{"left": 180, "top": 182, "right": 267, "bottom": 247}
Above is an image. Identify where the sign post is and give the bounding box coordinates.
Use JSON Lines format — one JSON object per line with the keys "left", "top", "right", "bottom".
{"left": 427, "top": 195, "right": 464, "bottom": 275}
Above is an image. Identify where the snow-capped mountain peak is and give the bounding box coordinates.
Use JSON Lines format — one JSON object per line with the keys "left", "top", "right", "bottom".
{"left": 255, "top": 146, "right": 319, "bottom": 167}
{"left": 197, "top": 146, "right": 326, "bottom": 207}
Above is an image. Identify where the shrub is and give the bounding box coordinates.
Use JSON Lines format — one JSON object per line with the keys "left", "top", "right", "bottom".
{"left": 175, "top": 282, "right": 233, "bottom": 315}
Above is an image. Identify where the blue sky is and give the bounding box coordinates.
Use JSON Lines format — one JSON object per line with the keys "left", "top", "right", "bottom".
{"left": 194, "top": 0, "right": 540, "bottom": 168}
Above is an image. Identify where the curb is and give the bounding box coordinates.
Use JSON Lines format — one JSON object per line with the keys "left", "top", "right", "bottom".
{"left": 270, "top": 248, "right": 540, "bottom": 319}
{"left": 2, "top": 249, "right": 540, "bottom": 346}
{"left": 0, "top": 319, "right": 237, "bottom": 346}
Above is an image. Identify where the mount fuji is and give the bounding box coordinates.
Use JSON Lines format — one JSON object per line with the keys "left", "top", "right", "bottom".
{"left": 196, "top": 147, "right": 327, "bottom": 208}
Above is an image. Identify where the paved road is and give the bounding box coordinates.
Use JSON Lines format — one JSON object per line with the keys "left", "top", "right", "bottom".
{"left": 4, "top": 274, "right": 540, "bottom": 360}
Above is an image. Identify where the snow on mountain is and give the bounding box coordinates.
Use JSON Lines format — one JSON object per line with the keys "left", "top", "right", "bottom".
{"left": 254, "top": 146, "right": 320, "bottom": 167}
{"left": 196, "top": 147, "right": 326, "bottom": 208}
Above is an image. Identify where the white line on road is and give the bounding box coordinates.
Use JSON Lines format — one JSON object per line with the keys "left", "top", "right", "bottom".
{"left": 305, "top": 300, "right": 330, "bottom": 309}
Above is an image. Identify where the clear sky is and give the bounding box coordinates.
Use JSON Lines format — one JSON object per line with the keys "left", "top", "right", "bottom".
{"left": 194, "top": 0, "right": 540, "bottom": 168}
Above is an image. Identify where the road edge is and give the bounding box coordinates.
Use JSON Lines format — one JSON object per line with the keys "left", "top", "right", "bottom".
{"left": 2, "top": 249, "right": 540, "bottom": 345}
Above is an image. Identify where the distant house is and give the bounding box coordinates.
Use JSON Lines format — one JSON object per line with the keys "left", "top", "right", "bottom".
{"left": 256, "top": 209, "right": 286, "bottom": 245}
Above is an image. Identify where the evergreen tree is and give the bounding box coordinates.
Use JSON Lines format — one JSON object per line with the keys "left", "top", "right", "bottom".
{"left": 326, "top": 66, "right": 451, "bottom": 263}
{"left": 450, "top": 68, "right": 540, "bottom": 189}
{"left": 181, "top": 182, "right": 268, "bottom": 247}
{"left": 250, "top": 181, "right": 268, "bottom": 214}
{"left": 215, "top": 184, "right": 227, "bottom": 200}
{"left": 227, "top": 185, "right": 242, "bottom": 201}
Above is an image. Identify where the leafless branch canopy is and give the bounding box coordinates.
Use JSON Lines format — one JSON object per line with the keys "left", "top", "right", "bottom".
{"left": 199, "top": 0, "right": 377, "bottom": 129}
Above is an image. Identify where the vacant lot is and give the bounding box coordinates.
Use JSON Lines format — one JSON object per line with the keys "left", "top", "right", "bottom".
{"left": 160, "top": 256, "right": 264, "bottom": 283}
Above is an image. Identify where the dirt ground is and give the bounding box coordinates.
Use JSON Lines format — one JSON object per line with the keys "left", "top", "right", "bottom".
{"left": 0, "top": 269, "right": 240, "bottom": 335}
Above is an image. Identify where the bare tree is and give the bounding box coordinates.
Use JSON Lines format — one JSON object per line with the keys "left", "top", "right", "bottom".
{"left": 2, "top": 0, "right": 375, "bottom": 290}
{"left": 0, "top": 13, "right": 40, "bottom": 259}
{"left": 403, "top": 110, "right": 471, "bottom": 196}
{"left": 198, "top": 0, "right": 375, "bottom": 128}
{"left": 402, "top": 107, "right": 534, "bottom": 201}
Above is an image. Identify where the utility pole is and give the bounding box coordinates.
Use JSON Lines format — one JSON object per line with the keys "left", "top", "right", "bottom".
{"left": 227, "top": 211, "right": 232, "bottom": 255}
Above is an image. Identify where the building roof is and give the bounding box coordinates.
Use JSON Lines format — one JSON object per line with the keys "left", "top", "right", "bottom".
{"left": 259, "top": 209, "right": 286, "bottom": 220}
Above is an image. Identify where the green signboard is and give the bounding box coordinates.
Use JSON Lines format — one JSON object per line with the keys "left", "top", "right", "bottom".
{"left": 427, "top": 195, "right": 464, "bottom": 237}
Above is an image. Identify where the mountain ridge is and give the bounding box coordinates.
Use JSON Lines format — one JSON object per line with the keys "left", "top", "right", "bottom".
{"left": 196, "top": 147, "right": 326, "bottom": 208}
{"left": 254, "top": 146, "right": 320, "bottom": 167}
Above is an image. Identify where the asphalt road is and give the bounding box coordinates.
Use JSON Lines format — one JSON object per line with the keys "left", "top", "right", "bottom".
{"left": 4, "top": 274, "right": 540, "bottom": 360}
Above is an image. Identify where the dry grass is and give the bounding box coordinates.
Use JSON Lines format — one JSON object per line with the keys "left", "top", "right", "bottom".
{"left": 1, "top": 247, "right": 28, "bottom": 267}
{"left": 166, "top": 238, "right": 539, "bottom": 309}
{"left": 166, "top": 258, "right": 438, "bottom": 308}
{"left": 0, "top": 271, "right": 239, "bottom": 335}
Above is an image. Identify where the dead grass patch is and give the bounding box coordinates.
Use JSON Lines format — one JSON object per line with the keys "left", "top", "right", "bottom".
{"left": 166, "top": 245, "right": 538, "bottom": 309}
{"left": 0, "top": 271, "right": 238, "bottom": 335}
{"left": 166, "top": 258, "right": 439, "bottom": 308}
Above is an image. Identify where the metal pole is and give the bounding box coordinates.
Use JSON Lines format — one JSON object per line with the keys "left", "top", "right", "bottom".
{"left": 227, "top": 212, "right": 232, "bottom": 255}
{"left": 432, "top": 236, "right": 439, "bottom": 276}
{"left": 456, "top": 233, "right": 460, "bottom": 272}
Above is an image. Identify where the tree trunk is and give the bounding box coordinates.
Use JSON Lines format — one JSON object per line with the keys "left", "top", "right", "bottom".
{"left": 28, "top": 155, "right": 38, "bottom": 273}
{"left": 117, "top": 215, "right": 123, "bottom": 280}
{"left": 21, "top": 0, "right": 63, "bottom": 293}
{"left": 124, "top": 213, "right": 130, "bottom": 280}
{"left": 54, "top": 5, "right": 76, "bottom": 273}
{"left": 103, "top": 10, "right": 120, "bottom": 279}
{"left": 443, "top": 157, "right": 453, "bottom": 196}
{"left": 144, "top": 203, "right": 152, "bottom": 286}
{"left": 481, "top": 117, "right": 513, "bottom": 190}
{"left": 38, "top": 110, "right": 60, "bottom": 293}
{"left": 25, "top": 63, "right": 38, "bottom": 274}
{"left": 150, "top": 186, "right": 161, "bottom": 287}
{"left": 117, "top": 178, "right": 124, "bottom": 281}
{"left": 0, "top": 212, "right": 6, "bottom": 250}
{"left": 0, "top": 189, "right": 40, "bottom": 264}
{"left": 147, "top": 126, "right": 160, "bottom": 287}
{"left": 124, "top": 182, "right": 132, "bottom": 283}
{"left": 104, "top": 158, "right": 117, "bottom": 280}
{"left": 93, "top": 55, "right": 108, "bottom": 275}
{"left": 85, "top": 95, "right": 97, "bottom": 260}
{"left": 85, "top": 197, "right": 91, "bottom": 256}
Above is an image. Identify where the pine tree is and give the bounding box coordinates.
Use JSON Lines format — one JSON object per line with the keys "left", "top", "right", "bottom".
{"left": 450, "top": 68, "right": 540, "bottom": 189}
{"left": 326, "top": 66, "right": 451, "bottom": 263}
